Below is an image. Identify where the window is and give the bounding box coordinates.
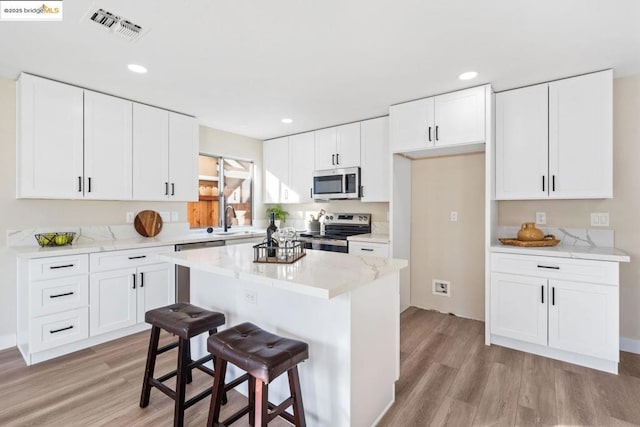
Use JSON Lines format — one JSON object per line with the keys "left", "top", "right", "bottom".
{"left": 187, "top": 154, "right": 253, "bottom": 228}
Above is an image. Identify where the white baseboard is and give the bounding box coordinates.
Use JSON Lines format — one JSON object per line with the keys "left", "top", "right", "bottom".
{"left": 620, "top": 337, "right": 640, "bottom": 354}
{"left": 0, "top": 333, "right": 16, "bottom": 351}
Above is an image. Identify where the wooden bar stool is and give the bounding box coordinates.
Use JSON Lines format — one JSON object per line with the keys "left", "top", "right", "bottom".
{"left": 139, "top": 303, "right": 226, "bottom": 427}
{"left": 206, "top": 322, "right": 309, "bottom": 427}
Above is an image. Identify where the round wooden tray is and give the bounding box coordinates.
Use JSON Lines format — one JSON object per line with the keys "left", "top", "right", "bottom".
{"left": 498, "top": 235, "right": 560, "bottom": 247}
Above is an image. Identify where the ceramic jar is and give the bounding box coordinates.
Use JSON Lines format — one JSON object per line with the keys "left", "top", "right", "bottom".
{"left": 517, "top": 222, "right": 544, "bottom": 241}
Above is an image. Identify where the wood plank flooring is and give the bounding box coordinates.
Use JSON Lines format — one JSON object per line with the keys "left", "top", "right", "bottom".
{"left": 1, "top": 307, "right": 640, "bottom": 426}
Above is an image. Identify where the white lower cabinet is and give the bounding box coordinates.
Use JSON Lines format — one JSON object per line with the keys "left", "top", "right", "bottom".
{"left": 490, "top": 252, "right": 620, "bottom": 373}
{"left": 90, "top": 268, "right": 138, "bottom": 336}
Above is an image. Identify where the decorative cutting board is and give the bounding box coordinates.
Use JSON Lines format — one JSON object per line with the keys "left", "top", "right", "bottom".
{"left": 134, "top": 210, "right": 163, "bottom": 237}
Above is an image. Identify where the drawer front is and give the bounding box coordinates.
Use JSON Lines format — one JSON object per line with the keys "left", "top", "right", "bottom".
{"left": 29, "top": 254, "right": 89, "bottom": 281}
{"left": 349, "top": 242, "right": 390, "bottom": 257}
{"left": 30, "top": 307, "right": 89, "bottom": 352}
{"left": 491, "top": 253, "right": 619, "bottom": 285}
{"left": 90, "top": 245, "right": 174, "bottom": 272}
{"left": 30, "top": 275, "right": 89, "bottom": 317}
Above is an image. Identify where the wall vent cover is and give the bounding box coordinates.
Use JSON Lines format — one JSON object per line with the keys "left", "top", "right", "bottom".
{"left": 87, "top": 8, "right": 147, "bottom": 42}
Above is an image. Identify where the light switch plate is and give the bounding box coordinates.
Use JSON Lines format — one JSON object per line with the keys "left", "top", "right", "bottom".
{"left": 591, "top": 212, "right": 609, "bottom": 227}
{"left": 159, "top": 211, "right": 170, "bottom": 223}
{"left": 171, "top": 212, "right": 179, "bottom": 222}
{"left": 126, "top": 212, "right": 134, "bottom": 224}
{"left": 535, "top": 212, "right": 546, "bottom": 225}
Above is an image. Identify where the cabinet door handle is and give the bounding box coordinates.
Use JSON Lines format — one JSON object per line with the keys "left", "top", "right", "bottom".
{"left": 435, "top": 125, "right": 439, "bottom": 141}
{"left": 140, "top": 272, "right": 144, "bottom": 288}
{"left": 541, "top": 285, "right": 544, "bottom": 304}
{"left": 87, "top": 177, "right": 92, "bottom": 193}
{"left": 428, "top": 126, "right": 432, "bottom": 142}
{"left": 542, "top": 176, "right": 545, "bottom": 192}
{"left": 552, "top": 287, "right": 555, "bottom": 306}
{"left": 361, "top": 248, "right": 374, "bottom": 252}
{"left": 128, "top": 255, "right": 147, "bottom": 260}
{"left": 50, "top": 264, "right": 74, "bottom": 270}
{"left": 171, "top": 183, "right": 175, "bottom": 196}
{"left": 552, "top": 175, "right": 556, "bottom": 192}
{"left": 132, "top": 274, "right": 136, "bottom": 289}
{"left": 537, "top": 264, "right": 560, "bottom": 270}
{"left": 332, "top": 154, "right": 335, "bottom": 165}
{"left": 360, "top": 185, "right": 364, "bottom": 197}
{"left": 336, "top": 153, "right": 340, "bottom": 165}
{"left": 78, "top": 176, "right": 82, "bottom": 192}
{"left": 50, "top": 291, "right": 74, "bottom": 299}
{"left": 50, "top": 325, "right": 73, "bottom": 334}
{"left": 165, "top": 182, "right": 169, "bottom": 196}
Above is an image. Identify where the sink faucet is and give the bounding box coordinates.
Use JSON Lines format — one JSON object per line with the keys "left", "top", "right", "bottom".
{"left": 224, "top": 204, "right": 237, "bottom": 232}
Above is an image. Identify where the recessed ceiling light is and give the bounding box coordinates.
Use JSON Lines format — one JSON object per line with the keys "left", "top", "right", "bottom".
{"left": 127, "top": 64, "right": 147, "bottom": 74}
{"left": 281, "top": 118, "right": 293, "bottom": 124}
{"left": 459, "top": 71, "right": 478, "bottom": 81}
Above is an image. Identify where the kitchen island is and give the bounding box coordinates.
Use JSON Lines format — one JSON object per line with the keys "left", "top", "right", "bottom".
{"left": 159, "top": 244, "right": 408, "bottom": 427}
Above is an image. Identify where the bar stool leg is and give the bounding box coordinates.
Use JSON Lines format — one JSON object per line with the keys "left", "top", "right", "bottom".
{"left": 248, "top": 376, "right": 256, "bottom": 426}
{"left": 207, "top": 357, "right": 228, "bottom": 427}
{"left": 140, "top": 326, "right": 161, "bottom": 408}
{"left": 185, "top": 339, "right": 193, "bottom": 384}
{"left": 288, "top": 366, "right": 307, "bottom": 427}
{"left": 174, "top": 338, "right": 190, "bottom": 427}
{"left": 254, "top": 379, "right": 269, "bottom": 427}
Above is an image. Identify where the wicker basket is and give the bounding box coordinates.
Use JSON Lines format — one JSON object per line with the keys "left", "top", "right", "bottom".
{"left": 35, "top": 232, "right": 76, "bottom": 247}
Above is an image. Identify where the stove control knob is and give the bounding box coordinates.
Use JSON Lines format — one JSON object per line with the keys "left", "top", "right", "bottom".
{"left": 359, "top": 216, "right": 364, "bottom": 221}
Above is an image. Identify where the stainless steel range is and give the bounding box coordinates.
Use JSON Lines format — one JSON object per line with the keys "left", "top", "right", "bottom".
{"left": 298, "top": 213, "right": 371, "bottom": 253}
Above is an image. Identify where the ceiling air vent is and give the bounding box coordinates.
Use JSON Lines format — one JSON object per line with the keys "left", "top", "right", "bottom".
{"left": 87, "top": 8, "right": 146, "bottom": 42}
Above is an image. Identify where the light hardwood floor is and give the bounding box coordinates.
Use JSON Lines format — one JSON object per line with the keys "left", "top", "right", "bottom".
{"left": 2, "top": 308, "right": 640, "bottom": 426}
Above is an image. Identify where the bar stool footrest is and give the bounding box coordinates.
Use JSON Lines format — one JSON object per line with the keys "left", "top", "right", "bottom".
{"left": 221, "top": 406, "right": 251, "bottom": 426}
{"left": 267, "top": 399, "right": 296, "bottom": 424}
{"left": 157, "top": 340, "right": 180, "bottom": 355}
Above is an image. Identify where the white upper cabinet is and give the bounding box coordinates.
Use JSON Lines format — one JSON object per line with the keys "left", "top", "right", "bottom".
{"left": 132, "top": 104, "right": 169, "bottom": 200}
{"left": 495, "top": 70, "right": 613, "bottom": 200}
{"left": 360, "top": 117, "right": 390, "bottom": 202}
{"left": 263, "top": 137, "right": 290, "bottom": 204}
{"left": 548, "top": 70, "right": 613, "bottom": 199}
{"left": 315, "top": 122, "right": 360, "bottom": 170}
{"left": 495, "top": 84, "right": 549, "bottom": 199}
{"left": 288, "top": 132, "right": 315, "bottom": 203}
{"left": 133, "top": 107, "right": 198, "bottom": 202}
{"left": 17, "top": 74, "right": 84, "bottom": 199}
{"left": 390, "top": 86, "right": 485, "bottom": 154}
{"left": 168, "top": 112, "right": 199, "bottom": 201}
{"left": 83, "top": 91, "right": 133, "bottom": 200}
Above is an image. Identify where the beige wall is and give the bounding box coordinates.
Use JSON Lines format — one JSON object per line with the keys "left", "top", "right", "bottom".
{"left": 500, "top": 74, "right": 640, "bottom": 341}
{"left": 411, "top": 153, "right": 486, "bottom": 320}
{"left": 0, "top": 77, "right": 263, "bottom": 344}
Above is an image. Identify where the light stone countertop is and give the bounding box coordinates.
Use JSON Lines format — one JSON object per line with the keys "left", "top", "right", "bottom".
{"left": 347, "top": 233, "right": 390, "bottom": 244}
{"left": 159, "top": 243, "right": 408, "bottom": 299}
{"left": 11, "top": 230, "right": 267, "bottom": 259}
{"left": 490, "top": 244, "right": 630, "bottom": 263}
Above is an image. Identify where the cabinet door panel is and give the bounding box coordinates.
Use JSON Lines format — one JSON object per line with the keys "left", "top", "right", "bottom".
{"left": 17, "top": 74, "right": 84, "bottom": 199}
{"left": 490, "top": 273, "right": 547, "bottom": 346}
{"left": 495, "top": 84, "right": 549, "bottom": 199}
{"left": 288, "top": 132, "right": 314, "bottom": 203}
{"left": 263, "top": 137, "right": 289, "bottom": 204}
{"left": 336, "top": 122, "right": 361, "bottom": 168}
{"left": 549, "top": 70, "right": 613, "bottom": 199}
{"left": 84, "top": 91, "right": 133, "bottom": 200}
{"left": 360, "top": 117, "right": 389, "bottom": 202}
{"left": 133, "top": 104, "right": 169, "bottom": 200}
{"left": 548, "top": 279, "right": 618, "bottom": 361}
{"left": 137, "top": 264, "right": 174, "bottom": 323}
{"left": 169, "top": 113, "right": 199, "bottom": 201}
{"left": 90, "top": 268, "right": 137, "bottom": 336}
{"left": 315, "top": 127, "right": 337, "bottom": 170}
{"left": 434, "top": 86, "right": 485, "bottom": 146}
{"left": 389, "top": 98, "right": 434, "bottom": 153}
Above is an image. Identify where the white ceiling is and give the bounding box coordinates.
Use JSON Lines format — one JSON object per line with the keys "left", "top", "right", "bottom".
{"left": 0, "top": 0, "right": 639, "bottom": 140}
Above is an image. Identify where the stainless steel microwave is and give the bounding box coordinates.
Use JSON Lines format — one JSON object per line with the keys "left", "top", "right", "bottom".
{"left": 313, "top": 167, "right": 360, "bottom": 200}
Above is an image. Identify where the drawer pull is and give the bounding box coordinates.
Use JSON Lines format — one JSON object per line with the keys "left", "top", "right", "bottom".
{"left": 50, "top": 264, "right": 75, "bottom": 270}
{"left": 128, "top": 255, "right": 147, "bottom": 260}
{"left": 537, "top": 264, "right": 559, "bottom": 270}
{"left": 360, "top": 248, "right": 374, "bottom": 252}
{"left": 50, "top": 292, "right": 74, "bottom": 299}
{"left": 50, "top": 325, "right": 74, "bottom": 334}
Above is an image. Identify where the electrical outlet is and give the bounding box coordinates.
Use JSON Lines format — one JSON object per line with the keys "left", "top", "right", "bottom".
{"left": 171, "top": 211, "right": 179, "bottom": 222}
{"left": 535, "top": 212, "right": 546, "bottom": 225}
{"left": 126, "top": 212, "right": 134, "bottom": 224}
{"left": 450, "top": 211, "right": 458, "bottom": 222}
{"left": 591, "top": 212, "right": 609, "bottom": 227}
{"left": 159, "top": 211, "right": 170, "bottom": 223}
{"left": 432, "top": 279, "right": 451, "bottom": 297}
{"left": 244, "top": 290, "right": 257, "bottom": 305}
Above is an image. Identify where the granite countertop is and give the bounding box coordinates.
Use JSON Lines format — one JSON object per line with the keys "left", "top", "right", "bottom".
{"left": 347, "top": 233, "right": 390, "bottom": 244}
{"left": 159, "top": 243, "right": 408, "bottom": 299}
{"left": 490, "top": 243, "right": 630, "bottom": 263}
{"left": 11, "top": 229, "right": 267, "bottom": 259}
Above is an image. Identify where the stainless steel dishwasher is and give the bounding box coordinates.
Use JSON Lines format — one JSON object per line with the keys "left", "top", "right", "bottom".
{"left": 175, "top": 240, "right": 225, "bottom": 302}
